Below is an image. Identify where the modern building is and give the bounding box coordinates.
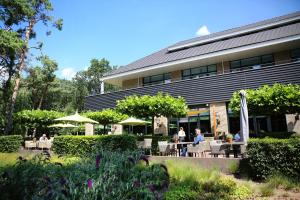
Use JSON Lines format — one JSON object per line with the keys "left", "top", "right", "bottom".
{"left": 85, "top": 12, "right": 300, "bottom": 138}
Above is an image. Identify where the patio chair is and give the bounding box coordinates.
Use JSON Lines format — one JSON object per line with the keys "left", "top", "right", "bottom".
{"left": 209, "top": 141, "right": 226, "bottom": 157}
{"left": 143, "top": 138, "right": 152, "bottom": 155}
{"left": 187, "top": 142, "right": 205, "bottom": 157}
{"left": 25, "top": 140, "right": 37, "bottom": 150}
{"left": 158, "top": 141, "right": 177, "bottom": 156}
{"left": 136, "top": 141, "right": 144, "bottom": 149}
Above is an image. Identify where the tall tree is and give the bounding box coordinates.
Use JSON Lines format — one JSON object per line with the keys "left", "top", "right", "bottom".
{"left": 116, "top": 93, "right": 188, "bottom": 134}
{"left": 0, "top": 0, "right": 62, "bottom": 133}
{"left": 72, "top": 58, "right": 119, "bottom": 111}
{"left": 26, "top": 56, "right": 58, "bottom": 109}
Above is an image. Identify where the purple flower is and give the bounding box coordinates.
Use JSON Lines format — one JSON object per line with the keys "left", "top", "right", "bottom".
{"left": 95, "top": 155, "right": 102, "bottom": 170}
{"left": 87, "top": 179, "right": 93, "bottom": 189}
{"left": 147, "top": 184, "right": 156, "bottom": 192}
{"left": 133, "top": 180, "right": 140, "bottom": 188}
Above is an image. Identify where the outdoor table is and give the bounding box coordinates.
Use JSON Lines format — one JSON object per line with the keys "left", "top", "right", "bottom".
{"left": 221, "top": 142, "right": 245, "bottom": 158}
{"left": 168, "top": 142, "right": 193, "bottom": 156}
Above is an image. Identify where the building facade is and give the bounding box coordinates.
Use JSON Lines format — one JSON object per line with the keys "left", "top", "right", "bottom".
{"left": 85, "top": 12, "right": 300, "bottom": 137}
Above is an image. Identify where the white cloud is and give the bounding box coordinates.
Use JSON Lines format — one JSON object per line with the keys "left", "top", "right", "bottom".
{"left": 196, "top": 25, "right": 210, "bottom": 36}
{"left": 61, "top": 67, "right": 77, "bottom": 80}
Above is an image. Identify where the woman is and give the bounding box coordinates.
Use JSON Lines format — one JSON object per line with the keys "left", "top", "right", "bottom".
{"left": 178, "top": 127, "right": 186, "bottom": 142}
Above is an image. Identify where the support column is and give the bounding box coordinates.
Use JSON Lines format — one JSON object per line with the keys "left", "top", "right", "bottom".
{"left": 100, "top": 81, "right": 105, "bottom": 94}
{"left": 210, "top": 102, "right": 229, "bottom": 135}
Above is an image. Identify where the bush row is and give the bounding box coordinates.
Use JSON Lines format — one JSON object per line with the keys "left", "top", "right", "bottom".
{"left": 53, "top": 134, "right": 137, "bottom": 156}
{"left": 247, "top": 138, "right": 300, "bottom": 180}
{"left": 0, "top": 135, "right": 23, "bottom": 152}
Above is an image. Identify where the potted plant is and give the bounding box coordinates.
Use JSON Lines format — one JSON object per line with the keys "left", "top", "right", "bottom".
{"left": 226, "top": 133, "right": 233, "bottom": 143}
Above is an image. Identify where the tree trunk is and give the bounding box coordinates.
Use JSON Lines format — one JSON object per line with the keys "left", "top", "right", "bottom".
{"left": 152, "top": 116, "right": 154, "bottom": 135}
{"left": 4, "top": 19, "right": 35, "bottom": 134}
{"left": 37, "top": 84, "right": 49, "bottom": 109}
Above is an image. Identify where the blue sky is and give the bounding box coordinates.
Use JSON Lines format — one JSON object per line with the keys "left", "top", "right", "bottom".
{"left": 30, "top": 0, "right": 300, "bottom": 79}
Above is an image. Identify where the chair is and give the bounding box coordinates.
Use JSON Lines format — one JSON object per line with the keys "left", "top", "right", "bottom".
{"left": 143, "top": 138, "right": 152, "bottom": 155}
{"left": 25, "top": 141, "right": 36, "bottom": 149}
{"left": 209, "top": 141, "right": 226, "bottom": 157}
{"left": 187, "top": 142, "right": 205, "bottom": 157}
{"left": 136, "top": 141, "right": 144, "bottom": 149}
{"left": 37, "top": 140, "right": 52, "bottom": 150}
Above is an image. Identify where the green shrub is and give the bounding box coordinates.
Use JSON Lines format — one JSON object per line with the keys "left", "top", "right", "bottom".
{"left": 164, "top": 185, "right": 198, "bottom": 200}
{"left": 53, "top": 134, "right": 137, "bottom": 156}
{"left": 247, "top": 138, "right": 300, "bottom": 180}
{"left": 0, "top": 135, "right": 23, "bottom": 152}
{"left": 0, "top": 151, "right": 169, "bottom": 200}
{"left": 257, "top": 132, "right": 294, "bottom": 139}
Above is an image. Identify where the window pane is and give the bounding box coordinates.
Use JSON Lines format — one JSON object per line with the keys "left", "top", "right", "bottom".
{"left": 291, "top": 49, "right": 300, "bottom": 59}
{"left": 164, "top": 73, "right": 171, "bottom": 80}
{"left": 207, "top": 65, "right": 217, "bottom": 72}
{"left": 143, "top": 77, "right": 150, "bottom": 83}
{"left": 151, "top": 74, "right": 163, "bottom": 82}
{"left": 182, "top": 69, "right": 190, "bottom": 76}
{"left": 241, "top": 56, "right": 260, "bottom": 66}
{"left": 191, "top": 67, "right": 200, "bottom": 75}
{"left": 261, "top": 54, "right": 273, "bottom": 64}
{"left": 230, "top": 60, "right": 240, "bottom": 69}
{"left": 199, "top": 66, "right": 207, "bottom": 73}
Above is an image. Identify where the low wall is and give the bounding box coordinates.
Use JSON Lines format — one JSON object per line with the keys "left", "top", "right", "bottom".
{"left": 149, "top": 156, "right": 241, "bottom": 173}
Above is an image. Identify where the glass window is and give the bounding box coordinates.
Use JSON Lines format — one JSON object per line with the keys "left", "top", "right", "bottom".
{"left": 143, "top": 73, "right": 171, "bottom": 86}
{"left": 182, "top": 69, "right": 190, "bottom": 76}
{"left": 241, "top": 56, "right": 260, "bottom": 67}
{"left": 164, "top": 73, "right": 171, "bottom": 80}
{"left": 143, "top": 77, "right": 150, "bottom": 84}
{"left": 151, "top": 74, "right": 163, "bottom": 82}
{"left": 207, "top": 65, "right": 217, "bottom": 72}
{"left": 191, "top": 67, "right": 200, "bottom": 75}
{"left": 291, "top": 49, "right": 300, "bottom": 60}
{"left": 261, "top": 54, "right": 274, "bottom": 64}
{"left": 199, "top": 66, "right": 207, "bottom": 73}
{"left": 230, "top": 60, "right": 240, "bottom": 69}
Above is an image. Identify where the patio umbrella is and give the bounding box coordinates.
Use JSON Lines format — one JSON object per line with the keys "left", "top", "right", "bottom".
{"left": 240, "top": 90, "right": 249, "bottom": 144}
{"left": 119, "top": 117, "right": 147, "bottom": 134}
{"left": 48, "top": 123, "right": 78, "bottom": 128}
{"left": 54, "top": 111, "right": 99, "bottom": 124}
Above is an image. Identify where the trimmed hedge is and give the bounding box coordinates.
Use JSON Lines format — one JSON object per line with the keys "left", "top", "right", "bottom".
{"left": 247, "top": 138, "right": 300, "bottom": 180}
{"left": 53, "top": 134, "right": 137, "bottom": 156}
{"left": 0, "top": 135, "right": 23, "bottom": 152}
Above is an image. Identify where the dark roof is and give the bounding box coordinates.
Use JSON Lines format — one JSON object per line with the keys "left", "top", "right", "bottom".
{"left": 104, "top": 11, "right": 300, "bottom": 77}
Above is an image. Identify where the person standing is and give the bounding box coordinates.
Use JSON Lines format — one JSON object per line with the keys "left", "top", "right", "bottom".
{"left": 178, "top": 127, "right": 186, "bottom": 142}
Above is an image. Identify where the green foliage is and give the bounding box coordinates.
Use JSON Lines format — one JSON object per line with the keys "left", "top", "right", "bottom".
{"left": 72, "top": 58, "right": 119, "bottom": 111}
{"left": 0, "top": 151, "right": 169, "bottom": 200}
{"left": 84, "top": 109, "right": 127, "bottom": 133}
{"left": 14, "top": 109, "right": 64, "bottom": 136}
{"left": 229, "top": 83, "right": 300, "bottom": 116}
{"left": 117, "top": 92, "right": 188, "bottom": 119}
{"left": 164, "top": 160, "right": 253, "bottom": 200}
{"left": 26, "top": 55, "right": 58, "bottom": 109}
{"left": 0, "top": 135, "right": 22, "bottom": 152}
{"left": 257, "top": 131, "right": 294, "bottom": 139}
{"left": 247, "top": 138, "right": 300, "bottom": 180}
{"left": 53, "top": 134, "right": 138, "bottom": 156}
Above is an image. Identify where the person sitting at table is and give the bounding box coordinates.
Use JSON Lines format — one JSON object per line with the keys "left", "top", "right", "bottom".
{"left": 39, "top": 134, "right": 48, "bottom": 142}
{"left": 234, "top": 131, "right": 241, "bottom": 142}
{"left": 181, "top": 128, "right": 204, "bottom": 156}
{"left": 178, "top": 127, "right": 186, "bottom": 142}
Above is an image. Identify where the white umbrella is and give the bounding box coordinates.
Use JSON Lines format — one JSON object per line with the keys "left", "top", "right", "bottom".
{"left": 54, "top": 111, "right": 99, "bottom": 124}
{"left": 48, "top": 123, "right": 78, "bottom": 128}
{"left": 240, "top": 90, "right": 249, "bottom": 144}
{"left": 119, "top": 117, "right": 147, "bottom": 134}
{"left": 119, "top": 117, "right": 147, "bottom": 125}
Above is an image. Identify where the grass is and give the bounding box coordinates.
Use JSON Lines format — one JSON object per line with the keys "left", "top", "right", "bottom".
{"left": 260, "top": 174, "right": 300, "bottom": 197}
{"left": 0, "top": 152, "right": 80, "bottom": 170}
